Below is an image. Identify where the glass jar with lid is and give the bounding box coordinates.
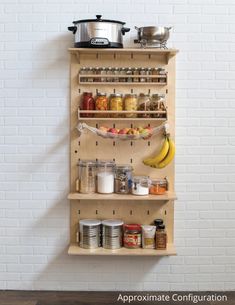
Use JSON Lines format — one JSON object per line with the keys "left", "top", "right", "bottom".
{"left": 139, "top": 68, "right": 146, "bottom": 82}
{"left": 150, "top": 94, "right": 166, "bottom": 118}
{"left": 80, "top": 92, "right": 95, "bottom": 118}
{"left": 113, "top": 67, "right": 120, "bottom": 82}
{"left": 106, "top": 67, "right": 113, "bottom": 82}
{"left": 133, "top": 68, "right": 139, "bottom": 82}
{"left": 97, "top": 160, "right": 116, "bottom": 194}
{"left": 114, "top": 165, "right": 133, "bottom": 194}
{"left": 77, "top": 160, "right": 97, "bottom": 194}
{"left": 149, "top": 178, "right": 168, "bottom": 195}
{"left": 124, "top": 94, "right": 138, "bottom": 118}
{"left": 79, "top": 67, "right": 88, "bottom": 82}
{"left": 156, "top": 224, "right": 167, "bottom": 250}
{"left": 95, "top": 92, "right": 108, "bottom": 117}
{"left": 95, "top": 67, "right": 101, "bottom": 82}
{"left": 119, "top": 67, "right": 126, "bottom": 82}
{"left": 87, "top": 67, "right": 94, "bottom": 82}
{"left": 126, "top": 67, "right": 133, "bottom": 82}
{"left": 109, "top": 93, "right": 123, "bottom": 118}
{"left": 137, "top": 93, "right": 151, "bottom": 118}
{"left": 100, "top": 67, "right": 107, "bottom": 82}
{"left": 132, "top": 176, "right": 150, "bottom": 196}
{"left": 123, "top": 224, "right": 142, "bottom": 248}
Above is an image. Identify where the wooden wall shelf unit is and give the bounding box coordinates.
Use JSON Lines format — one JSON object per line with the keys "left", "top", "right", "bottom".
{"left": 68, "top": 48, "right": 178, "bottom": 256}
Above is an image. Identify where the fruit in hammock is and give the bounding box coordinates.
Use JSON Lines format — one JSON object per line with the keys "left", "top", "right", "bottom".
{"left": 99, "top": 126, "right": 109, "bottom": 132}
{"left": 108, "top": 128, "right": 118, "bottom": 134}
{"left": 118, "top": 128, "right": 129, "bottom": 134}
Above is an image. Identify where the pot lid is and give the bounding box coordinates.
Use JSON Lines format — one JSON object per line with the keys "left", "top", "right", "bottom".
{"left": 73, "top": 15, "right": 126, "bottom": 25}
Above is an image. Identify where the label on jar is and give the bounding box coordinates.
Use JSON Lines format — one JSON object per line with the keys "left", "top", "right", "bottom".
{"left": 156, "top": 233, "right": 167, "bottom": 249}
{"left": 124, "top": 233, "right": 141, "bottom": 248}
{"left": 144, "top": 237, "right": 154, "bottom": 246}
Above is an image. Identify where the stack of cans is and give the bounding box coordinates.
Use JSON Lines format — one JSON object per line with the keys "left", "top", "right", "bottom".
{"left": 79, "top": 219, "right": 101, "bottom": 249}
{"left": 102, "top": 219, "right": 124, "bottom": 249}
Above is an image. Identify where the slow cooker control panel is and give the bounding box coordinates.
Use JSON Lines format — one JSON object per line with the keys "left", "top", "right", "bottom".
{"left": 90, "top": 38, "right": 109, "bottom": 46}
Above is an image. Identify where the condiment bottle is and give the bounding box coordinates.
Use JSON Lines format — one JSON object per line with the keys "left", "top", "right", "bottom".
{"left": 155, "top": 224, "right": 167, "bottom": 250}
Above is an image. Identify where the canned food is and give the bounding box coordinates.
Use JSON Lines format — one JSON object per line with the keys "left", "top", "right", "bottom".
{"left": 124, "top": 94, "right": 138, "bottom": 118}
{"left": 109, "top": 93, "right": 123, "bottom": 118}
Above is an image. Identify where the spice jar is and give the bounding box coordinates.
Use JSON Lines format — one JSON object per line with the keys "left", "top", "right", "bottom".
{"left": 79, "top": 67, "right": 88, "bottom": 82}
{"left": 114, "top": 165, "right": 133, "bottom": 194}
{"left": 149, "top": 178, "right": 168, "bottom": 195}
{"left": 142, "top": 225, "right": 156, "bottom": 249}
{"left": 132, "top": 176, "right": 149, "bottom": 196}
{"left": 150, "top": 94, "right": 166, "bottom": 118}
{"left": 124, "top": 224, "right": 142, "bottom": 249}
{"left": 126, "top": 67, "right": 133, "bottom": 82}
{"left": 156, "top": 224, "right": 167, "bottom": 250}
{"left": 97, "top": 160, "right": 115, "bottom": 194}
{"left": 146, "top": 67, "right": 152, "bottom": 82}
{"left": 100, "top": 67, "right": 107, "bottom": 82}
{"left": 139, "top": 68, "right": 146, "bottom": 82}
{"left": 95, "top": 92, "right": 108, "bottom": 117}
{"left": 95, "top": 67, "right": 102, "bottom": 82}
{"left": 87, "top": 67, "right": 94, "bottom": 82}
{"left": 109, "top": 93, "right": 123, "bottom": 118}
{"left": 80, "top": 92, "right": 95, "bottom": 118}
{"left": 106, "top": 67, "right": 113, "bottom": 82}
{"left": 137, "top": 93, "right": 151, "bottom": 118}
{"left": 114, "top": 67, "right": 120, "bottom": 82}
{"left": 77, "top": 160, "right": 97, "bottom": 194}
{"left": 119, "top": 67, "right": 126, "bottom": 82}
{"left": 124, "top": 94, "right": 138, "bottom": 118}
{"left": 133, "top": 68, "right": 139, "bottom": 82}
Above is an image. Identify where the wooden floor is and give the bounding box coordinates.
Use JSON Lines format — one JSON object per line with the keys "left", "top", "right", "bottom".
{"left": 0, "top": 291, "right": 234, "bottom": 305}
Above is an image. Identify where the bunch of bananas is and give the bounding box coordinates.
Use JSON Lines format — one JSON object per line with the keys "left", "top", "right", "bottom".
{"left": 143, "top": 136, "right": 175, "bottom": 168}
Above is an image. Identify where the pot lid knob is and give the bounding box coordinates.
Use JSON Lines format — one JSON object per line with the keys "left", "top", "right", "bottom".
{"left": 96, "top": 15, "right": 102, "bottom": 20}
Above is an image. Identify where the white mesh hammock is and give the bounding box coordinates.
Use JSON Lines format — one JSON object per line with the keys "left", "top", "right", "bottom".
{"left": 77, "top": 122, "right": 169, "bottom": 141}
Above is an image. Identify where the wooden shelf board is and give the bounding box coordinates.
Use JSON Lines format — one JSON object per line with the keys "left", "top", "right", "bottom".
{"left": 78, "top": 117, "right": 166, "bottom": 121}
{"left": 68, "top": 243, "right": 176, "bottom": 256}
{"left": 78, "top": 82, "right": 166, "bottom": 86}
{"left": 68, "top": 192, "right": 176, "bottom": 201}
{"left": 68, "top": 48, "right": 179, "bottom": 56}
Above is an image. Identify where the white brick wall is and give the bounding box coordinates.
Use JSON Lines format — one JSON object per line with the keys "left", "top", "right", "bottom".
{"left": 1, "top": 0, "right": 235, "bottom": 291}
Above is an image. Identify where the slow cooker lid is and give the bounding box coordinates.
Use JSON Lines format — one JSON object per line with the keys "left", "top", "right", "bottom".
{"left": 73, "top": 14, "right": 125, "bottom": 25}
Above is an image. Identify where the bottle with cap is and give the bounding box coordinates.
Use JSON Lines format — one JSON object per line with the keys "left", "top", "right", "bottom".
{"left": 155, "top": 224, "right": 167, "bottom": 250}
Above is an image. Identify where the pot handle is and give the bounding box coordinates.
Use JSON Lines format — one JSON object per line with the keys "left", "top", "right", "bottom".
{"left": 121, "top": 27, "right": 130, "bottom": 35}
{"left": 68, "top": 26, "right": 77, "bottom": 34}
{"left": 135, "top": 26, "right": 140, "bottom": 31}
{"left": 96, "top": 15, "right": 102, "bottom": 20}
{"left": 166, "top": 26, "right": 172, "bottom": 30}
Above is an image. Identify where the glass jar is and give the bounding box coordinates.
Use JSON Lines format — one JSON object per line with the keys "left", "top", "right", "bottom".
{"left": 156, "top": 224, "right": 167, "bottom": 250}
{"left": 133, "top": 68, "right": 139, "bottom": 82}
{"left": 79, "top": 67, "right": 88, "bottom": 82}
{"left": 77, "top": 160, "right": 97, "bottom": 194}
{"left": 150, "top": 94, "right": 166, "bottom": 118}
{"left": 80, "top": 92, "right": 95, "bottom": 118}
{"left": 137, "top": 93, "right": 151, "bottom": 118}
{"left": 119, "top": 67, "right": 126, "bottom": 82}
{"left": 132, "top": 176, "right": 150, "bottom": 196}
{"left": 100, "top": 67, "right": 107, "bottom": 82}
{"left": 109, "top": 93, "right": 123, "bottom": 118}
{"left": 146, "top": 67, "right": 152, "bottom": 82}
{"left": 124, "top": 94, "right": 138, "bottom": 118}
{"left": 123, "top": 224, "right": 142, "bottom": 249}
{"left": 139, "top": 68, "right": 146, "bottom": 82}
{"left": 106, "top": 67, "right": 113, "bottom": 82}
{"left": 126, "top": 67, "right": 133, "bottom": 82}
{"left": 114, "top": 67, "right": 120, "bottom": 82}
{"left": 95, "top": 67, "right": 102, "bottom": 82}
{"left": 95, "top": 93, "right": 108, "bottom": 118}
{"left": 149, "top": 178, "right": 168, "bottom": 195}
{"left": 97, "top": 160, "right": 115, "bottom": 194}
{"left": 114, "top": 165, "right": 133, "bottom": 194}
{"left": 87, "top": 67, "right": 94, "bottom": 82}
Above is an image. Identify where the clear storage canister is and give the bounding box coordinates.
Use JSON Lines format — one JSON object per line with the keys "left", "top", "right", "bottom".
{"left": 109, "top": 93, "right": 123, "bottom": 118}
{"left": 114, "top": 165, "right": 133, "bottom": 194}
{"left": 97, "top": 160, "right": 115, "bottom": 194}
{"left": 124, "top": 94, "right": 138, "bottom": 118}
{"left": 77, "top": 160, "right": 97, "bottom": 194}
{"left": 132, "top": 176, "right": 150, "bottom": 196}
{"left": 79, "top": 219, "right": 101, "bottom": 249}
{"left": 137, "top": 93, "right": 151, "bottom": 118}
{"left": 102, "top": 219, "right": 123, "bottom": 249}
{"left": 150, "top": 94, "right": 166, "bottom": 118}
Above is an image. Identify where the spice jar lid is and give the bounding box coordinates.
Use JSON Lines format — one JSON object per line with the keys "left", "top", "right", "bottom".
{"left": 154, "top": 219, "right": 164, "bottom": 227}
{"left": 97, "top": 160, "right": 115, "bottom": 167}
{"left": 79, "top": 219, "right": 101, "bottom": 226}
{"left": 151, "top": 178, "right": 167, "bottom": 185}
{"left": 124, "top": 224, "right": 141, "bottom": 231}
{"left": 102, "top": 219, "right": 124, "bottom": 227}
{"left": 125, "top": 93, "right": 137, "bottom": 97}
{"left": 133, "top": 176, "right": 149, "bottom": 183}
{"left": 97, "top": 92, "right": 107, "bottom": 96}
{"left": 158, "top": 224, "right": 165, "bottom": 230}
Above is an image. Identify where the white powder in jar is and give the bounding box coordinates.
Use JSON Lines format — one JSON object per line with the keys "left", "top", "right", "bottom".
{"left": 97, "top": 172, "right": 114, "bottom": 193}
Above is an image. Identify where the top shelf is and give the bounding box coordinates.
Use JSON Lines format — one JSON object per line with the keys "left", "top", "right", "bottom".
{"left": 68, "top": 48, "right": 178, "bottom": 56}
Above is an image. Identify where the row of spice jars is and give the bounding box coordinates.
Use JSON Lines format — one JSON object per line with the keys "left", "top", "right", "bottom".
{"left": 78, "top": 218, "right": 167, "bottom": 250}
{"left": 79, "top": 67, "right": 167, "bottom": 83}
{"left": 80, "top": 92, "right": 166, "bottom": 118}
{"left": 76, "top": 160, "right": 168, "bottom": 195}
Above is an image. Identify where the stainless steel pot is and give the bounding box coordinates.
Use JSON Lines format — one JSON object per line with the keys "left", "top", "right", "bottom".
{"left": 68, "top": 15, "right": 130, "bottom": 48}
{"left": 134, "top": 26, "right": 172, "bottom": 48}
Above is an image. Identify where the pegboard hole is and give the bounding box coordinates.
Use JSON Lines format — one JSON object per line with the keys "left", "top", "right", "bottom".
{"left": 130, "top": 210, "right": 133, "bottom": 215}
{"left": 75, "top": 150, "right": 78, "bottom": 153}
{"left": 96, "top": 141, "right": 98, "bottom": 146}
{"left": 113, "top": 210, "right": 115, "bottom": 215}
{"left": 130, "top": 158, "right": 133, "bottom": 164}
{"left": 148, "top": 141, "right": 151, "bottom": 146}
{"left": 113, "top": 141, "right": 115, "bottom": 146}
{"left": 96, "top": 210, "right": 98, "bottom": 215}
{"left": 147, "top": 210, "right": 150, "bottom": 215}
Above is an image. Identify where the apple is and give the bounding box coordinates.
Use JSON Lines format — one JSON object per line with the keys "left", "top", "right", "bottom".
{"left": 118, "top": 128, "right": 128, "bottom": 135}
{"left": 108, "top": 128, "right": 118, "bottom": 134}
{"left": 99, "top": 126, "right": 109, "bottom": 132}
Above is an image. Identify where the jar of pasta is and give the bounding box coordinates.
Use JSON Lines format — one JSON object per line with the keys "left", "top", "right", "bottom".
{"left": 124, "top": 94, "right": 138, "bottom": 118}
{"left": 109, "top": 93, "right": 123, "bottom": 118}
{"left": 137, "top": 93, "right": 151, "bottom": 118}
{"left": 95, "top": 93, "right": 108, "bottom": 118}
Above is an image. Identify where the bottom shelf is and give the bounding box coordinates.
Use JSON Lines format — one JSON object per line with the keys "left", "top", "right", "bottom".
{"left": 68, "top": 243, "right": 176, "bottom": 256}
